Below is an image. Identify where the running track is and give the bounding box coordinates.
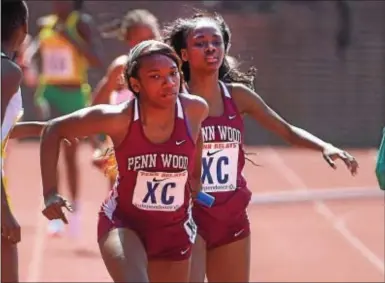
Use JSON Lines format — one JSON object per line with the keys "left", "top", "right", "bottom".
{"left": 4, "top": 141, "right": 384, "bottom": 282}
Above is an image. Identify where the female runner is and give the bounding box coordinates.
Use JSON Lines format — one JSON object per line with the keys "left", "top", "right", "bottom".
{"left": 164, "top": 12, "right": 359, "bottom": 282}
{"left": 40, "top": 40, "right": 208, "bottom": 282}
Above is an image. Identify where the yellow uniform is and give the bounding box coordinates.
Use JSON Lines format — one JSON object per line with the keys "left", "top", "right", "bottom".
{"left": 39, "top": 11, "right": 88, "bottom": 85}
{"left": 35, "top": 11, "right": 91, "bottom": 115}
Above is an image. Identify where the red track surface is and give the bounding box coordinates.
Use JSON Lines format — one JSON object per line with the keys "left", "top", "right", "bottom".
{"left": 4, "top": 141, "right": 384, "bottom": 282}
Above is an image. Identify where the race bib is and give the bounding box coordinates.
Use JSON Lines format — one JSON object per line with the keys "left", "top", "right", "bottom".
{"left": 132, "top": 170, "right": 188, "bottom": 211}
{"left": 42, "top": 48, "right": 74, "bottom": 78}
{"left": 201, "top": 142, "right": 239, "bottom": 192}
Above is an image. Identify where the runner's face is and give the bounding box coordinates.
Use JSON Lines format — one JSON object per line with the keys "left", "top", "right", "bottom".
{"left": 126, "top": 25, "right": 157, "bottom": 49}
{"left": 182, "top": 19, "right": 225, "bottom": 72}
{"left": 130, "top": 54, "right": 180, "bottom": 108}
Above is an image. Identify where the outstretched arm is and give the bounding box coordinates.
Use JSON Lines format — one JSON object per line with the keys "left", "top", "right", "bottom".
{"left": 232, "top": 83, "right": 358, "bottom": 174}
{"left": 10, "top": 121, "right": 46, "bottom": 139}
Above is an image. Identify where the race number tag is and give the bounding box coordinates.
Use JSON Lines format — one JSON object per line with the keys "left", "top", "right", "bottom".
{"left": 132, "top": 170, "right": 188, "bottom": 211}
{"left": 201, "top": 142, "right": 239, "bottom": 192}
{"left": 42, "top": 48, "right": 74, "bottom": 78}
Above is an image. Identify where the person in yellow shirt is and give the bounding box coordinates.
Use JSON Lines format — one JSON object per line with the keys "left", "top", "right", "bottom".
{"left": 24, "top": 0, "right": 103, "bottom": 238}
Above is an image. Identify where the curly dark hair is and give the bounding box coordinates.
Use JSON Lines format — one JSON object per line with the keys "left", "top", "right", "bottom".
{"left": 124, "top": 39, "right": 184, "bottom": 97}
{"left": 163, "top": 11, "right": 256, "bottom": 90}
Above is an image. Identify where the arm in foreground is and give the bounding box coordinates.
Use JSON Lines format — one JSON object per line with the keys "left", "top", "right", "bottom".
{"left": 182, "top": 94, "right": 209, "bottom": 198}
{"left": 40, "top": 105, "right": 123, "bottom": 222}
{"left": 10, "top": 121, "right": 46, "bottom": 139}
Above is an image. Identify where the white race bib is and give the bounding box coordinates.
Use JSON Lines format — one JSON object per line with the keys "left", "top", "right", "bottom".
{"left": 42, "top": 48, "right": 74, "bottom": 78}
{"left": 132, "top": 170, "right": 188, "bottom": 211}
{"left": 201, "top": 142, "right": 239, "bottom": 192}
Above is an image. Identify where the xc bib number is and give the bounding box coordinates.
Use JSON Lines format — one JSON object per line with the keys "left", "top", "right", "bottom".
{"left": 132, "top": 170, "right": 188, "bottom": 211}
{"left": 201, "top": 142, "right": 239, "bottom": 192}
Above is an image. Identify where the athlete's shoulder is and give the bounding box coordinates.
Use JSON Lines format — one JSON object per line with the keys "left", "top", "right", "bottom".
{"left": 179, "top": 92, "right": 207, "bottom": 105}
{"left": 228, "top": 82, "right": 262, "bottom": 114}
{"left": 1, "top": 59, "right": 23, "bottom": 104}
{"left": 56, "top": 102, "right": 133, "bottom": 128}
{"left": 229, "top": 82, "right": 255, "bottom": 96}
{"left": 91, "top": 99, "right": 133, "bottom": 115}
{"left": 179, "top": 93, "right": 209, "bottom": 122}
{"left": 1, "top": 59, "right": 22, "bottom": 83}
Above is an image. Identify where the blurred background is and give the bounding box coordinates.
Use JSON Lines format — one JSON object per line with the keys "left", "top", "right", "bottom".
{"left": 22, "top": 0, "right": 385, "bottom": 147}
{"left": 6, "top": 1, "right": 384, "bottom": 282}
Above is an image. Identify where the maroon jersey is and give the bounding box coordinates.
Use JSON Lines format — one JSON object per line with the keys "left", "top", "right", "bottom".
{"left": 194, "top": 81, "right": 251, "bottom": 220}
{"left": 101, "top": 98, "right": 196, "bottom": 231}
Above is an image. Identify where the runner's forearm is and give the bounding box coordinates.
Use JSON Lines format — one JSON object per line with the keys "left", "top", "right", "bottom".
{"left": 10, "top": 121, "right": 46, "bottom": 139}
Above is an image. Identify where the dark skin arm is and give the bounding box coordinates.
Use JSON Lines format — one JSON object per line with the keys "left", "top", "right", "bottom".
{"left": 0, "top": 178, "right": 19, "bottom": 244}
{"left": 41, "top": 104, "right": 130, "bottom": 199}
{"left": 1, "top": 59, "right": 23, "bottom": 243}
{"left": 9, "top": 122, "right": 46, "bottom": 139}
{"left": 1, "top": 62, "right": 22, "bottom": 200}
{"left": 40, "top": 103, "right": 131, "bottom": 223}
{"left": 190, "top": 131, "right": 204, "bottom": 198}
{"left": 181, "top": 94, "right": 209, "bottom": 197}
{"left": 1, "top": 61, "right": 22, "bottom": 126}
{"left": 231, "top": 83, "right": 358, "bottom": 174}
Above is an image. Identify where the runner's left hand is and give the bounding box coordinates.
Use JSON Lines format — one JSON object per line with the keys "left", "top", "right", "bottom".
{"left": 43, "top": 193, "right": 73, "bottom": 224}
{"left": 322, "top": 145, "right": 359, "bottom": 175}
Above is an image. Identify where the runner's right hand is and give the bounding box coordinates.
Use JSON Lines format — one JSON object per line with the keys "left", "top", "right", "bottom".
{"left": 1, "top": 206, "right": 21, "bottom": 244}
{"left": 42, "top": 193, "right": 73, "bottom": 224}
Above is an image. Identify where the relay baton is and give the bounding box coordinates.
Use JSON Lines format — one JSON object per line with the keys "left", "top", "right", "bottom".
{"left": 195, "top": 191, "right": 215, "bottom": 207}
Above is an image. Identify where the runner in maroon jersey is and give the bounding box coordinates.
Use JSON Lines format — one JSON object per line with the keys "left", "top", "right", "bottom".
{"left": 39, "top": 40, "right": 208, "bottom": 282}
{"left": 164, "top": 12, "right": 359, "bottom": 282}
